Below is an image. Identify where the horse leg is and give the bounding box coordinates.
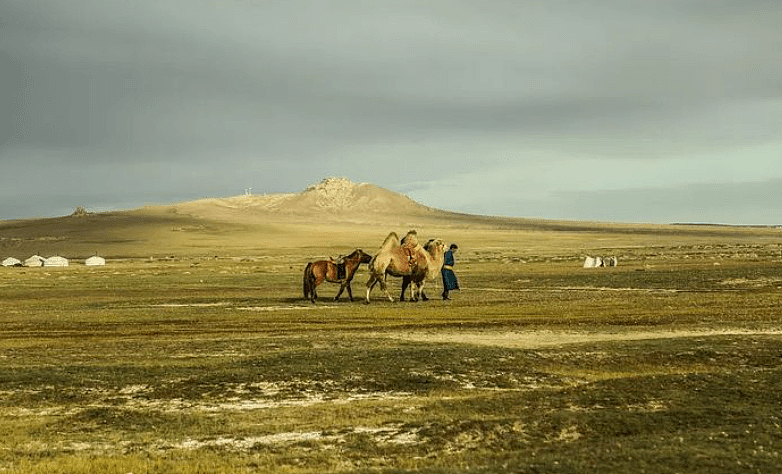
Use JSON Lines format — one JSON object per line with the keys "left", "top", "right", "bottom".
{"left": 307, "top": 276, "right": 317, "bottom": 303}
{"left": 303, "top": 265, "right": 313, "bottom": 302}
{"left": 365, "top": 275, "right": 378, "bottom": 304}
{"left": 334, "top": 282, "right": 345, "bottom": 301}
{"left": 346, "top": 281, "right": 354, "bottom": 301}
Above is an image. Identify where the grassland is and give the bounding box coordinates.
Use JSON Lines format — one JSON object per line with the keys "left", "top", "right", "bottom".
{"left": 1, "top": 215, "right": 782, "bottom": 473}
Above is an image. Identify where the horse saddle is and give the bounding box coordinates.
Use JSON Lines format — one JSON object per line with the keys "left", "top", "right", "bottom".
{"left": 332, "top": 256, "right": 347, "bottom": 280}
{"left": 402, "top": 246, "right": 420, "bottom": 272}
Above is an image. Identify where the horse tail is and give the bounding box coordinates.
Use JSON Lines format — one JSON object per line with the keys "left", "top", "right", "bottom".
{"left": 303, "top": 262, "right": 313, "bottom": 299}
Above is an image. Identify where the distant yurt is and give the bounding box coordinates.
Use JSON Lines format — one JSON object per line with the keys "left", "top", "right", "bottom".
{"left": 2, "top": 257, "right": 21, "bottom": 267}
{"left": 24, "top": 255, "right": 45, "bottom": 267}
{"left": 85, "top": 256, "right": 106, "bottom": 266}
{"left": 44, "top": 256, "right": 69, "bottom": 267}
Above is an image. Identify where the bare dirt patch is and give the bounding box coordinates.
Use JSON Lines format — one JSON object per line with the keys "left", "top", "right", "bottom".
{"left": 377, "top": 328, "right": 782, "bottom": 350}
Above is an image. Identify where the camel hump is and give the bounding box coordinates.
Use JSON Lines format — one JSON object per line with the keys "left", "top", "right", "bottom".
{"left": 401, "top": 230, "right": 418, "bottom": 248}
{"left": 379, "top": 231, "right": 402, "bottom": 252}
{"left": 382, "top": 231, "right": 399, "bottom": 244}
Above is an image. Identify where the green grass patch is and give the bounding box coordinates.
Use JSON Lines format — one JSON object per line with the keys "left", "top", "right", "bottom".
{"left": 2, "top": 248, "right": 782, "bottom": 473}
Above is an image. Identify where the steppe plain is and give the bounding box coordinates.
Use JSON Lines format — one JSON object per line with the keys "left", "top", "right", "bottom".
{"left": 1, "top": 180, "right": 781, "bottom": 473}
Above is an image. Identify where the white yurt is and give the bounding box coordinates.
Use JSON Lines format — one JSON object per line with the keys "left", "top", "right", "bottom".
{"left": 85, "top": 256, "right": 106, "bottom": 266}
{"left": 24, "top": 255, "right": 45, "bottom": 267}
{"left": 44, "top": 256, "right": 69, "bottom": 267}
{"left": 2, "top": 257, "right": 21, "bottom": 267}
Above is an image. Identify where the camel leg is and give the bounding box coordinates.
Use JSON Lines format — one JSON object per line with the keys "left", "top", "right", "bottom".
{"left": 379, "top": 276, "right": 394, "bottom": 302}
{"left": 400, "top": 276, "right": 410, "bottom": 301}
{"left": 420, "top": 287, "right": 429, "bottom": 301}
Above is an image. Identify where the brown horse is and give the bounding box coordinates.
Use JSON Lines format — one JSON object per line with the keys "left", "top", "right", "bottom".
{"left": 303, "top": 249, "right": 373, "bottom": 303}
{"left": 365, "top": 231, "right": 446, "bottom": 303}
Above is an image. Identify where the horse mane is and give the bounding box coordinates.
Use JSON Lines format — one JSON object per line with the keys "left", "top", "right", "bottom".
{"left": 344, "top": 248, "right": 366, "bottom": 260}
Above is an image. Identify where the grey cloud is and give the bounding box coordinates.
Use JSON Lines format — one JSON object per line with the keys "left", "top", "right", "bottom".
{"left": 1, "top": 1, "right": 781, "bottom": 222}
{"left": 5, "top": 0, "right": 780, "bottom": 153}
{"left": 541, "top": 179, "right": 782, "bottom": 225}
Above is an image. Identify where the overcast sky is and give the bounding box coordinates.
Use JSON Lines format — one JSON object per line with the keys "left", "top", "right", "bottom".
{"left": 2, "top": 1, "right": 781, "bottom": 224}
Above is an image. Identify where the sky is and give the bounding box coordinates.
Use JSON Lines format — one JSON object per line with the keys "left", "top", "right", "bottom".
{"left": 2, "top": 0, "right": 781, "bottom": 225}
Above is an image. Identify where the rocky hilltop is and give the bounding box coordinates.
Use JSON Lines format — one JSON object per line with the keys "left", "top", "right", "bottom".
{"left": 303, "top": 177, "right": 370, "bottom": 209}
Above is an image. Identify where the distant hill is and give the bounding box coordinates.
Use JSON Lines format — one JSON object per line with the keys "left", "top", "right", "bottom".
{"left": 0, "top": 178, "right": 470, "bottom": 258}
{"left": 170, "top": 177, "right": 453, "bottom": 224}
{"left": 2, "top": 177, "right": 776, "bottom": 259}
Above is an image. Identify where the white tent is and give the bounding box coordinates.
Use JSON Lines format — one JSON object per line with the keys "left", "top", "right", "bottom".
{"left": 85, "top": 256, "right": 106, "bottom": 266}
{"left": 2, "top": 257, "right": 21, "bottom": 267}
{"left": 24, "top": 255, "right": 45, "bottom": 267}
{"left": 44, "top": 256, "right": 69, "bottom": 267}
{"left": 583, "top": 255, "right": 618, "bottom": 268}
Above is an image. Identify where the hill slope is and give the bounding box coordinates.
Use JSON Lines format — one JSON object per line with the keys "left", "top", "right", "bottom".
{"left": 172, "top": 177, "right": 453, "bottom": 224}
{"left": 0, "top": 178, "right": 463, "bottom": 258}
{"left": 2, "top": 178, "right": 777, "bottom": 259}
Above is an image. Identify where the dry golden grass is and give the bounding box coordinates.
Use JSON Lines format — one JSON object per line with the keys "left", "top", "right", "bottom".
{"left": 1, "top": 199, "right": 782, "bottom": 473}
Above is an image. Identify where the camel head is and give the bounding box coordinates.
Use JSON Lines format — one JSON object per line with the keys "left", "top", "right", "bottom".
{"left": 424, "top": 238, "right": 446, "bottom": 257}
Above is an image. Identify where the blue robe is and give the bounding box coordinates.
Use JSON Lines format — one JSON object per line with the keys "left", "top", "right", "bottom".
{"left": 441, "top": 250, "right": 459, "bottom": 291}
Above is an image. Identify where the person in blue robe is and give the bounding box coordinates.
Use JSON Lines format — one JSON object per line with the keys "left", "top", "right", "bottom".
{"left": 441, "top": 243, "right": 459, "bottom": 300}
